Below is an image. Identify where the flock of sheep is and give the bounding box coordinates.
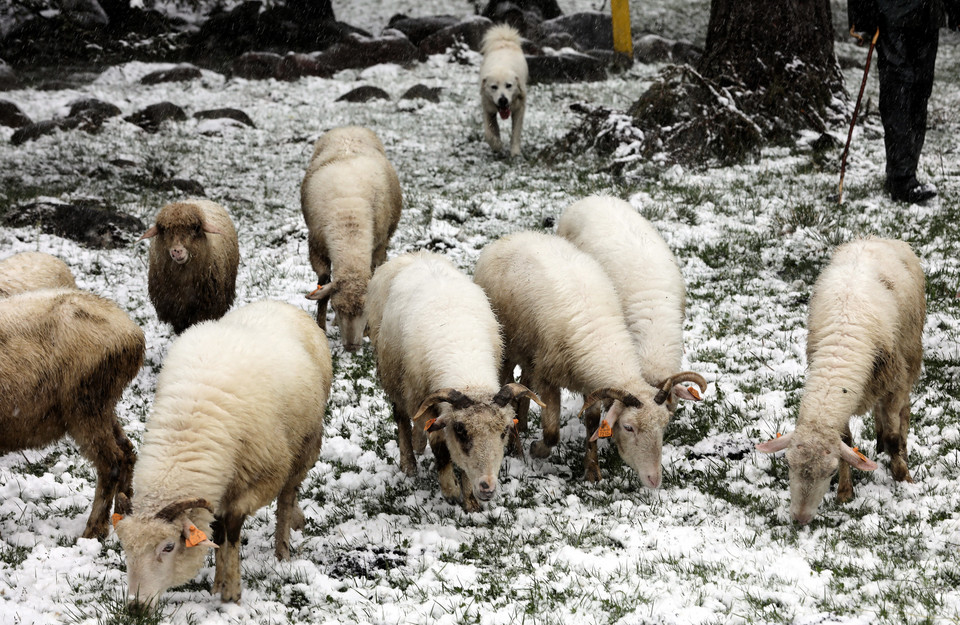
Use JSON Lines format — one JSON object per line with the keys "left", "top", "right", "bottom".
{"left": 0, "top": 123, "right": 926, "bottom": 610}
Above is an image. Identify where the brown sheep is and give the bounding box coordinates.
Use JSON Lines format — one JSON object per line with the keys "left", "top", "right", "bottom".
{"left": 0, "top": 251, "right": 76, "bottom": 297}
{"left": 0, "top": 288, "right": 144, "bottom": 539}
{"left": 140, "top": 199, "right": 239, "bottom": 334}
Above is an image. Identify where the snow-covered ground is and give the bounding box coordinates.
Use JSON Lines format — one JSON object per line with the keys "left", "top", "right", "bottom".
{"left": 1, "top": 1, "right": 960, "bottom": 624}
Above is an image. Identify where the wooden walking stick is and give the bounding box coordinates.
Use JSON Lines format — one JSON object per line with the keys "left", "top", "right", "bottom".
{"left": 838, "top": 27, "right": 880, "bottom": 205}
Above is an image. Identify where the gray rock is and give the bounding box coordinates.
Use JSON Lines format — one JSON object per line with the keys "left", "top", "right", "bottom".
{"left": 68, "top": 98, "right": 123, "bottom": 122}
{"left": 536, "top": 12, "right": 613, "bottom": 51}
{"left": 315, "top": 32, "right": 419, "bottom": 73}
{"left": 335, "top": 86, "right": 391, "bottom": 103}
{"left": 160, "top": 179, "right": 207, "bottom": 196}
{"left": 141, "top": 64, "right": 204, "bottom": 85}
{"left": 125, "top": 102, "right": 187, "bottom": 132}
{"left": 387, "top": 15, "right": 460, "bottom": 46}
{"left": 400, "top": 84, "right": 442, "bottom": 103}
{"left": 526, "top": 51, "right": 606, "bottom": 84}
{"left": 194, "top": 108, "right": 255, "bottom": 127}
{"left": 0, "top": 100, "right": 31, "bottom": 128}
{"left": 0, "top": 59, "right": 19, "bottom": 91}
{"left": 275, "top": 52, "right": 333, "bottom": 81}
{"left": 10, "top": 118, "right": 83, "bottom": 145}
{"left": 2, "top": 199, "right": 145, "bottom": 249}
{"left": 418, "top": 16, "right": 494, "bottom": 56}
{"left": 231, "top": 52, "right": 283, "bottom": 80}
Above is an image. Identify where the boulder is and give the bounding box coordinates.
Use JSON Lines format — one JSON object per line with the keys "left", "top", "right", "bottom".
{"left": 10, "top": 118, "right": 83, "bottom": 145}
{"left": 124, "top": 102, "right": 187, "bottom": 132}
{"left": 400, "top": 84, "right": 442, "bottom": 103}
{"left": 335, "top": 86, "right": 391, "bottom": 103}
{"left": 194, "top": 108, "right": 256, "bottom": 127}
{"left": 232, "top": 52, "right": 284, "bottom": 80}
{"left": 536, "top": 12, "right": 613, "bottom": 51}
{"left": 315, "top": 32, "right": 418, "bottom": 73}
{"left": 418, "top": 16, "right": 493, "bottom": 57}
{"left": 2, "top": 199, "right": 145, "bottom": 249}
{"left": 160, "top": 178, "right": 206, "bottom": 196}
{"left": 141, "top": 64, "right": 203, "bottom": 85}
{"left": 526, "top": 51, "right": 606, "bottom": 83}
{"left": 387, "top": 15, "right": 461, "bottom": 46}
{"left": 0, "top": 59, "right": 19, "bottom": 91}
{"left": 0, "top": 100, "right": 31, "bottom": 128}
{"left": 275, "top": 52, "right": 333, "bottom": 80}
{"left": 67, "top": 98, "right": 122, "bottom": 122}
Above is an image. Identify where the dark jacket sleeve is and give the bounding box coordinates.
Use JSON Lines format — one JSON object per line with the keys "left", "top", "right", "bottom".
{"left": 848, "top": 0, "right": 880, "bottom": 41}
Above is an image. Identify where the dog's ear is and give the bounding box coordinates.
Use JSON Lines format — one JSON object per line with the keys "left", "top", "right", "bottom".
{"left": 481, "top": 77, "right": 487, "bottom": 87}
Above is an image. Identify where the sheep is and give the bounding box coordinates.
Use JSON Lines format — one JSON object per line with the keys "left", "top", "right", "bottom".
{"left": 473, "top": 231, "right": 706, "bottom": 486}
{"left": 365, "top": 251, "right": 542, "bottom": 511}
{"left": 113, "top": 300, "right": 331, "bottom": 607}
{"left": 0, "top": 251, "right": 76, "bottom": 296}
{"left": 300, "top": 126, "right": 403, "bottom": 350}
{"left": 757, "top": 237, "right": 925, "bottom": 524}
{"left": 557, "top": 196, "right": 703, "bottom": 412}
{"left": 0, "top": 288, "right": 143, "bottom": 539}
{"left": 139, "top": 199, "right": 240, "bottom": 334}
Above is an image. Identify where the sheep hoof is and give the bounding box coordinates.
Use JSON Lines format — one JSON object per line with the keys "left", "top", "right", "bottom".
{"left": 275, "top": 542, "right": 291, "bottom": 561}
{"left": 219, "top": 587, "right": 241, "bottom": 603}
{"left": 584, "top": 464, "right": 602, "bottom": 483}
{"left": 462, "top": 493, "right": 482, "bottom": 513}
{"left": 400, "top": 460, "right": 417, "bottom": 477}
{"left": 835, "top": 486, "right": 853, "bottom": 504}
{"left": 530, "top": 440, "right": 552, "bottom": 459}
{"left": 890, "top": 459, "right": 912, "bottom": 482}
{"left": 82, "top": 521, "right": 108, "bottom": 540}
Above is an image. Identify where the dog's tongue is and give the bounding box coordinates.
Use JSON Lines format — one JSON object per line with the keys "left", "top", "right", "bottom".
{"left": 499, "top": 107, "right": 511, "bottom": 120}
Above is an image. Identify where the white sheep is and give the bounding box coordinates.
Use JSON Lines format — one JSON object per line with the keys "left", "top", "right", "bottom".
{"left": 301, "top": 126, "right": 403, "bottom": 350}
{"left": 0, "top": 288, "right": 143, "bottom": 539}
{"left": 366, "top": 251, "right": 542, "bottom": 511}
{"left": 474, "top": 231, "right": 706, "bottom": 486}
{"left": 757, "top": 237, "right": 925, "bottom": 524}
{"left": 113, "top": 300, "right": 332, "bottom": 607}
{"left": 557, "top": 196, "right": 703, "bottom": 411}
{"left": 0, "top": 251, "right": 76, "bottom": 296}
{"left": 139, "top": 199, "right": 240, "bottom": 334}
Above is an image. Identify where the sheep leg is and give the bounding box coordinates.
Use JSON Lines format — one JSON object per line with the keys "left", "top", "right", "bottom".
{"left": 71, "top": 414, "right": 126, "bottom": 539}
{"left": 836, "top": 426, "right": 854, "bottom": 503}
{"left": 313, "top": 257, "right": 331, "bottom": 331}
{"left": 113, "top": 421, "right": 137, "bottom": 501}
{"left": 890, "top": 398, "right": 913, "bottom": 482}
{"left": 582, "top": 402, "right": 603, "bottom": 482}
{"left": 459, "top": 470, "right": 481, "bottom": 513}
{"left": 429, "top": 432, "right": 462, "bottom": 504}
{"left": 274, "top": 430, "right": 321, "bottom": 560}
{"left": 530, "top": 385, "right": 561, "bottom": 459}
{"left": 394, "top": 403, "right": 418, "bottom": 476}
{"left": 212, "top": 513, "right": 245, "bottom": 603}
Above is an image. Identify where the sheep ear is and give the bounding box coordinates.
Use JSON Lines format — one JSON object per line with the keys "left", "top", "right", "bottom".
{"left": 181, "top": 518, "right": 217, "bottom": 549}
{"left": 672, "top": 384, "right": 703, "bottom": 401}
{"left": 138, "top": 225, "right": 159, "bottom": 240}
{"left": 306, "top": 282, "right": 336, "bottom": 301}
{"left": 839, "top": 442, "right": 878, "bottom": 471}
{"left": 202, "top": 223, "right": 224, "bottom": 236}
{"left": 424, "top": 417, "right": 446, "bottom": 432}
{"left": 588, "top": 401, "right": 624, "bottom": 442}
{"left": 756, "top": 432, "right": 792, "bottom": 453}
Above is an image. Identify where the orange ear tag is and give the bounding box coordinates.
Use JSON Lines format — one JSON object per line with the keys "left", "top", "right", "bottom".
{"left": 597, "top": 420, "right": 612, "bottom": 438}
{"left": 111, "top": 513, "right": 123, "bottom": 528}
{"left": 688, "top": 387, "right": 702, "bottom": 400}
{"left": 852, "top": 446, "right": 868, "bottom": 462}
{"left": 513, "top": 419, "right": 518, "bottom": 426}
{"left": 185, "top": 525, "right": 208, "bottom": 548}
{"left": 776, "top": 432, "right": 782, "bottom": 438}
{"left": 424, "top": 418, "right": 437, "bottom": 432}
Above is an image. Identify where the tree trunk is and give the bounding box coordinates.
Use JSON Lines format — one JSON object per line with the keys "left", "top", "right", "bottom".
{"left": 699, "top": 0, "right": 842, "bottom": 118}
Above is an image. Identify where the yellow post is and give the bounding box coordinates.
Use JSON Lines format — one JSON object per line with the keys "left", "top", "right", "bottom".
{"left": 611, "top": 0, "right": 633, "bottom": 57}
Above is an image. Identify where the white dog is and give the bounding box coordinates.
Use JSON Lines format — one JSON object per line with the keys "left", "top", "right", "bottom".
{"left": 480, "top": 25, "right": 528, "bottom": 157}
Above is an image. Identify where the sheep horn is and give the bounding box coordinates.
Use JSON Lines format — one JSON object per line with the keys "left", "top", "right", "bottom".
{"left": 492, "top": 383, "right": 546, "bottom": 408}
{"left": 654, "top": 372, "right": 709, "bottom": 405}
{"left": 155, "top": 498, "right": 215, "bottom": 522}
{"left": 577, "top": 388, "right": 642, "bottom": 419}
{"left": 412, "top": 389, "right": 474, "bottom": 422}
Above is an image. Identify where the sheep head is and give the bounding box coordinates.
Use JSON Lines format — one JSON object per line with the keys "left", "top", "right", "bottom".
{"left": 756, "top": 430, "right": 877, "bottom": 524}
{"left": 415, "top": 384, "right": 543, "bottom": 502}
{"left": 140, "top": 202, "right": 223, "bottom": 266}
{"left": 113, "top": 497, "right": 217, "bottom": 608}
{"left": 581, "top": 373, "right": 706, "bottom": 489}
{"left": 306, "top": 275, "right": 368, "bottom": 350}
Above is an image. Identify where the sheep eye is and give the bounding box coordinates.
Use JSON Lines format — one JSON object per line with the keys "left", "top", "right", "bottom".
{"left": 622, "top": 424, "right": 635, "bottom": 433}
{"left": 505, "top": 83, "right": 512, "bottom": 88}
{"left": 452, "top": 422, "right": 469, "bottom": 443}
{"left": 163, "top": 542, "right": 175, "bottom": 553}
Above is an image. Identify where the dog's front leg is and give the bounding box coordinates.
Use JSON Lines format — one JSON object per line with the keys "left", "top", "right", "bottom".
{"left": 484, "top": 109, "right": 503, "bottom": 152}
{"left": 509, "top": 99, "right": 525, "bottom": 157}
